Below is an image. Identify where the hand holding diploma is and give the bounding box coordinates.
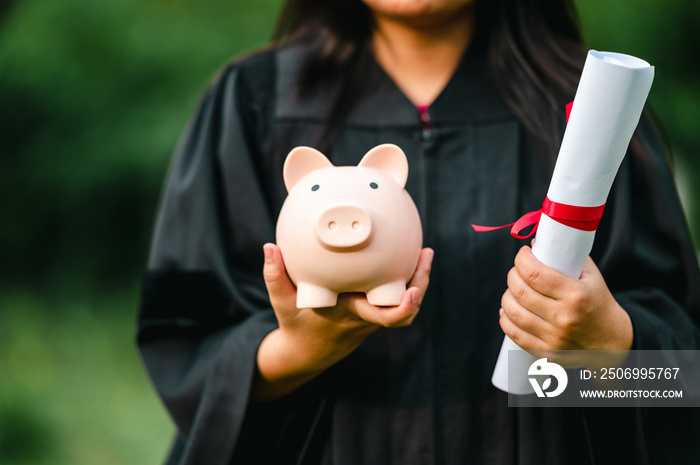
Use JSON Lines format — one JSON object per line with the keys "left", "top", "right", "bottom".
{"left": 480, "top": 50, "right": 654, "bottom": 393}
{"left": 499, "top": 246, "right": 632, "bottom": 352}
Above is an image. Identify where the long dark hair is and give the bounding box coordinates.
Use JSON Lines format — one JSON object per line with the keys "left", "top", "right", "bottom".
{"left": 273, "top": 0, "right": 374, "bottom": 152}
{"left": 272, "top": 0, "right": 641, "bottom": 161}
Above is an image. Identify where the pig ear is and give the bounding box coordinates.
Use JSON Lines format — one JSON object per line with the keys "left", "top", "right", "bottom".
{"left": 283, "top": 146, "right": 334, "bottom": 192}
{"left": 357, "top": 144, "right": 409, "bottom": 188}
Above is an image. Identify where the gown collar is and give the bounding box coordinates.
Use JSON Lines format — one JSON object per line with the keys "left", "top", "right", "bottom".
{"left": 276, "top": 41, "right": 513, "bottom": 127}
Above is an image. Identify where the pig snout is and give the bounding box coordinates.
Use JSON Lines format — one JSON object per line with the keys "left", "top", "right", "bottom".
{"left": 315, "top": 205, "right": 373, "bottom": 250}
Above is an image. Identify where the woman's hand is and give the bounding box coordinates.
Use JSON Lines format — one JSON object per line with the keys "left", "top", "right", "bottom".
{"left": 253, "top": 243, "right": 433, "bottom": 401}
{"left": 499, "top": 246, "right": 633, "bottom": 353}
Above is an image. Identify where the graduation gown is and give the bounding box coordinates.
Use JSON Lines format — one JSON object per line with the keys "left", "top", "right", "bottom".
{"left": 137, "top": 42, "right": 700, "bottom": 465}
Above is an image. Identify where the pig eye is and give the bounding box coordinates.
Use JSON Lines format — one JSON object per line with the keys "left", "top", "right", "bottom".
{"left": 369, "top": 182, "right": 378, "bottom": 189}
{"left": 311, "top": 184, "right": 320, "bottom": 191}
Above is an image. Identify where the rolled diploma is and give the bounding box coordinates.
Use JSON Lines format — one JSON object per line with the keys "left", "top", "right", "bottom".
{"left": 491, "top": 50, "right": 655, "bottom": 394}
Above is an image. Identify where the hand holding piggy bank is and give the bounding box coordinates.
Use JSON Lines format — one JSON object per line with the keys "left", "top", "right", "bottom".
{"left": 276, "top": 144, "right": 423, "bottom": 309}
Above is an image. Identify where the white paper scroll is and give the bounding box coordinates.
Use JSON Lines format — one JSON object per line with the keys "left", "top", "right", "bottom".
{"left": 491, "top": 50, "right": 655, "bottom": 394}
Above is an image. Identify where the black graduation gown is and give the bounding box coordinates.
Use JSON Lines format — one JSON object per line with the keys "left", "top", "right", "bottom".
{"left": 137, "top": 43, "right": 700, "bottom": 465}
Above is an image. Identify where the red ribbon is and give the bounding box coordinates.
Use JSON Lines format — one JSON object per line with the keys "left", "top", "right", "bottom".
{"left": 471, "top": 101, "right": 600, "bottom": 239}
{"left": 471, "top": 197, "right": 606, "bottom": 240}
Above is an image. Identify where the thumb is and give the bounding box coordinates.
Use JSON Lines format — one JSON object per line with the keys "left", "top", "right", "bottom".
{"left": 263, "top": 243, "right": 297, "bottom": 309}
{"left": 580, "top": 256, "right": 602, "bottom": 280}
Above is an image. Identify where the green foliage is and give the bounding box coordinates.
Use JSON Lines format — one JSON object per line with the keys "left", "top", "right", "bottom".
{"left": 0, "top": 0, "right": 283, "bottom": 293}
{"left": 0, "top": 0, "right": 281, "bottom": 463}
{"left": 0, "top": 290, "right": 174, "bottom": 464}
{"left": 0, "top": 0, "right": 698, "bottom": 464}
{"left": 576, "top": 0, "right": 700, "bottom": 245}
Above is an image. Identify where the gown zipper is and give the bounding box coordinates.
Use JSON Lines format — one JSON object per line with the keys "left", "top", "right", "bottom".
{"left": 420, "top": 105, "right": 435, "bottom": 152}
{"left": 418, "top": 103, "right": 440, "bottom": 465}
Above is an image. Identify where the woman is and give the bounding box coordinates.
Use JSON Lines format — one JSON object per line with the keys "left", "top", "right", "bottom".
{"left": 137, "top": 0, "right": 700, "bottom": 464}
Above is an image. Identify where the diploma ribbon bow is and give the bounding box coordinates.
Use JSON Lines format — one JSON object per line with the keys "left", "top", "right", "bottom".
{"left": 470, "top": 197, "right": 606, "bottom": 239}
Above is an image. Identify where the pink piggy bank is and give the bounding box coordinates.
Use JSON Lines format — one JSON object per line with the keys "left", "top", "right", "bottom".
{"left": 276, "top": 144, "right": 423, "bottom": 309}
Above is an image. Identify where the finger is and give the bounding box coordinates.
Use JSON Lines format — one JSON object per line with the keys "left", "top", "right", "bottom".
{"left": 386, "top": 287, "right": 423, "bottom": 327}
{"left": 506, "top": 266, "right": 556, "bottom": 320}
{"left": 498, "top": 307, "right": 548, "bottom": 352}
{"left": 353, "top": 287, "right": 421, "bottom": 328}
{"left": 407, "top": 248, "right": 433, "bottom": 296}
{"left": 356, "top": 248, "right": 433, "bottom": 328}
{"left": 579, "top": 256, "right": 604, "bottom": 283}
{"left": 514, "top": 246, "right": 576, "bottom": 300}
{"left": 262, "top": 243, "right": 297, "bottom": 310}
{"left": 501, "top": 288, "right": 548, "bottom": 336}
{"left": 396, "top": 287, "right": 423, "bottom": 327}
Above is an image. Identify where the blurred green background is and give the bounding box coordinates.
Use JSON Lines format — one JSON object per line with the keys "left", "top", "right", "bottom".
{"left": 0, "top": 0, "right": 698, "bottom": 463}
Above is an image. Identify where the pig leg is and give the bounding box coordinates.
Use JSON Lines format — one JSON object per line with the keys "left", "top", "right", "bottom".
{"left": 366, "top": 280, "right": 406, "bottom": 307}
{"left": 296, "top": 282, "right": 339, "bottom": 309}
